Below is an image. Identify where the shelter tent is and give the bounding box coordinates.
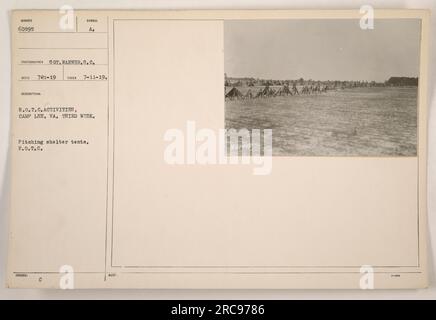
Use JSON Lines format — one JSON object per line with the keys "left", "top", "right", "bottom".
{"left": 261, "top": 85, "right": 275, "bottom": 97}
{"left": 225, "top": 87, "right": 244, "bottom": 100}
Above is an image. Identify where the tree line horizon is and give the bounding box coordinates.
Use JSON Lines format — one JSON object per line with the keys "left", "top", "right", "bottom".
{"left": 225, "top": 74, "right": 418, "bottom": 87}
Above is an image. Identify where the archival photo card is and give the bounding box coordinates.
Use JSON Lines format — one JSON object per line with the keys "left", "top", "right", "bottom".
{"left": 7, "top": 10, "right": 429, "bottom": 289}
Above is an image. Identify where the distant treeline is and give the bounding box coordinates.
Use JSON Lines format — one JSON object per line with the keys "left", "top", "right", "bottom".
{"left": 225, "top": 74, "right": 418, "bottom": 88}
{"left": 385, "top": 77, "right": 418, "bottom": 86}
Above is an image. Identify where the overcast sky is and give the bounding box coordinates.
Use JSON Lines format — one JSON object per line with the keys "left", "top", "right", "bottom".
{"left": 224, "top": 19, "right": 421, "bottom": 82}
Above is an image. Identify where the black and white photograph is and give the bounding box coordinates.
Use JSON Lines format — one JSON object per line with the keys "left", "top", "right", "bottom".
{"left": 225, "top": 19, "right": 421, "bottom": 156}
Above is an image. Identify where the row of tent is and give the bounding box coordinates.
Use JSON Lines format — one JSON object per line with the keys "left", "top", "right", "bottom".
{"left": 225, "top": 84, "right": 329, "bottom": 100}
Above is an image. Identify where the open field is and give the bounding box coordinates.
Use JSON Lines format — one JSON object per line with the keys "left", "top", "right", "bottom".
{"left": 225, "top": 86, "right": 417, "bottom": 156}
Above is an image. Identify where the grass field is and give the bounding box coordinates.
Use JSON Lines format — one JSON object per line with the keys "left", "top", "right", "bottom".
{"left": 225, "top": 86, "right": 417, "bottom": 156}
